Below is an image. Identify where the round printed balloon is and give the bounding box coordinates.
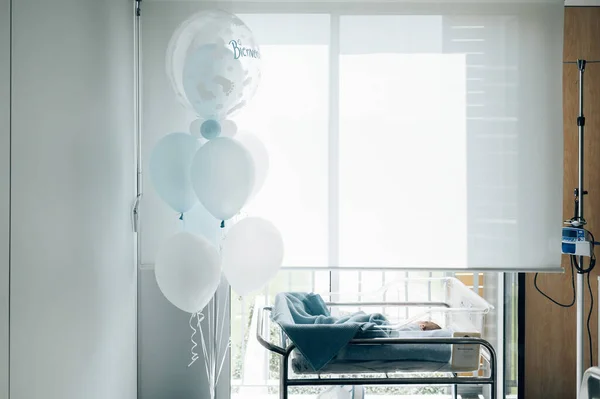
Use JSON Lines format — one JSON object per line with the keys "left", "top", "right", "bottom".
{"left": 166, "top": 10, "right": 261, "bottom": 120}
{"left": 182, "top": 44, "right": 244, "bottom": 120}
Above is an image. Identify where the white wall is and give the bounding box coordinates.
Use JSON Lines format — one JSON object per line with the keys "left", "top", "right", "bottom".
{"left": 9, "top": 1, "right": 137, "bottom": 398}
{"left": 139, "top": 277, "right": 230, "bottom": 399}
{"left": 138, "top": 4, "right": 230, "bottom": 397}
{"left": 0, "top": 0, "right": 9, "bottom": 398}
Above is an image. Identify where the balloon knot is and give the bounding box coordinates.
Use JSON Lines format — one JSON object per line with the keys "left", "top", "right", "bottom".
{"left": 220, "top": 220, "right": 225, "bottom": 229}
{"left": 179, "top": 213, "right": 184, "bottom": 221}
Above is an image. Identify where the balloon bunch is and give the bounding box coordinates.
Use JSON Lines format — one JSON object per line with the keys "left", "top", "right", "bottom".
{"left": 149, "top": 10, "right": 281, "bottom": 398}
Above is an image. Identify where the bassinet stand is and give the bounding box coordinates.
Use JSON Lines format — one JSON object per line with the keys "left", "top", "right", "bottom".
{"left": 257, "top": 305, "right": 497, "bottom": 399}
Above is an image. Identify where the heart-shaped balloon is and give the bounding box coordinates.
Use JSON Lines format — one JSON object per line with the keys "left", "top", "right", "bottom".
{"left": 149, "top": 132, "right": 200, "bottom": 213}
{"left": 190, "top": 137, "right": 255, "bottom": 221}
{"left": 221, "top": 217, "right": 284, "bottom": 296}
{"left": 236, "top": 132, "right": 269, "bottom": 201}
{"left": 155, "top": 232, "right": 221, "bottom": 313}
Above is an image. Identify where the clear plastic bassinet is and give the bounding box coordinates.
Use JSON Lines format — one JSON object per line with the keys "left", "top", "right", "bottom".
{"left": 257, "top": 276, "right": 498, "bottom": 396}
{"left": 318, "top": 276, "right": 493, "bottom": 335}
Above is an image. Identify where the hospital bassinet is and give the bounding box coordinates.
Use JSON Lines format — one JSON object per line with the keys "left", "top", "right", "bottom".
{"left": 257, "top": 277, "right": 498, "bottom": 399}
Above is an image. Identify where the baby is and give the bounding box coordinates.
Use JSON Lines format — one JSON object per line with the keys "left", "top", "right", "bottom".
{"left": 417, "top": 321, "right": 442, "bottom": 331}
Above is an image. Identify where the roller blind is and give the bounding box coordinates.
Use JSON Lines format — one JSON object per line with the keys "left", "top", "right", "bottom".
{"left": 140, "top": 0, "right": 564, "bottom": 272}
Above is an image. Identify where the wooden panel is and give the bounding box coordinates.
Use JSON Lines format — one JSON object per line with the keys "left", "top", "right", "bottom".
{"left": 525, "top": 7, "right": 600, "bottom": 399}
{"left": 455, "top": 272, "right": 476, "bottom": 288}
{"left": 564, "top": 8, "right": 600, "bottom": 62}
{"left": 454, "top": 273, "right": 484, "bottom": 296}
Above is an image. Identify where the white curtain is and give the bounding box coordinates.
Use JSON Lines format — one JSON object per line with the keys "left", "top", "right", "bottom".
{"left": 141, "top": 0, "right": 564, "bottom": 272}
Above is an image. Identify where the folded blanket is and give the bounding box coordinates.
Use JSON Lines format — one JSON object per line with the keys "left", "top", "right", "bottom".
{"left": 271, "top": 292, "right": 404, "bottom": 371}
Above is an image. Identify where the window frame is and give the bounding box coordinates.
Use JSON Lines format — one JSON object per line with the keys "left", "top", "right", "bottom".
{"left": 137, "top": 5, "right": 521, "bottom": 398}
{"left": 226, "top": 9, "right": 510, "bottom": 398}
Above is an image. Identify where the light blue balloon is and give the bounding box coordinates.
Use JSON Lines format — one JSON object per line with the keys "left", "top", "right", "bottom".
{"left": 149, "top": 132, "right": 200, "bottom": 213}
{"left": 201, "top": 119, "right": 221, "bottom": 140}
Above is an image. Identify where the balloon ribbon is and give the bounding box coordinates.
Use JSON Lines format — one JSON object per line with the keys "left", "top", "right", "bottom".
{"left": 188, "top": 312, "right": 204, "bottom": 367}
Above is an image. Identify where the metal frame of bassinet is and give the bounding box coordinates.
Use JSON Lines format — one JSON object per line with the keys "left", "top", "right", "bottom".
{"left": 257, "top": 303, "right": 497, "bottom": 399}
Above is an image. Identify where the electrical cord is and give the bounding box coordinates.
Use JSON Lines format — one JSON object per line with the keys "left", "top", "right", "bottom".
{"left": 572, "top": 230, "right": 596, "bottom": 274}
{"left": 570, "top": 229, "right": 595, "bottom": 367}
{"left": 534, "top": 256, "right": 576, "bottom": 308}
{"left": 590, "top": 231, "right": 596, "bottom": 368}
{"left": 573, "top": 254, "right": 596, "bottom": 274}
{"left": 572, "top": 229, "right": 595, "bottom": 368}
{"left": 588, "top": 271, "right": 594, "bottom": 367}
{"left": 535, "top": 227, "right": 596, "bottom": 367}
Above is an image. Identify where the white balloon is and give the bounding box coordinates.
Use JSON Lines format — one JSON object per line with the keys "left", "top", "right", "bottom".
{"left": 189, "top": 119, "right": 204, "bottom": 139}
{"left": 221, "top": 217, "right": 284, "bottom": 296}
{"left": 237, "top": 133, "right": 269, "bottom": 200}
{"left": 220, "top": 119, "right": 238, "bottom": 138}
{"left": 190, "top": 137, "right": 255, "bottom": 221}
{"left": 155, "top": 232, "right": 221, "bottom": 313}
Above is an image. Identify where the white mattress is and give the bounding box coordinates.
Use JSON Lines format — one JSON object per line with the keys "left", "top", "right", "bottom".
{"left": 291, "top": 356, "right": 476, "bottom": 375}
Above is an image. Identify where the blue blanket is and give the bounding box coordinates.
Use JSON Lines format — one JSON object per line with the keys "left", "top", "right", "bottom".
{"left": 271, "top": 292, "right": 451, "bottom": 371}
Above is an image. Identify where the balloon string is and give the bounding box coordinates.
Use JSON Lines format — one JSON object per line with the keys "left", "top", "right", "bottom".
{"left": 216, "top": 288, "right": 230, "bottom": 358}
{"left": 212, "top": 295, "right": 218, "bottom": 388}
{"left": 188, "top": 292, "right": 230, "bottom": 390}
{"left": 197, "top": 314, "right": 210, "bottom": 381}
{"left": 205, "top": 298, "right": 211, "bottom": 375}
{"left": 187, "top": 313, "right": 198, "bottom": 367}
{"left": 214, "top": 285, "right": 231, "bottom": 385}
{"left": 208, "top": 296, "right": 214, "bottom": 374}
{"left": 187, "top": 312, "right": 205, "bottom": 367}
{"left": 216, "top": 338, "right": 232, "bottom": 385}
{"left": 211, "top": 295, "right": 217, "bottom": 386}
{"left": 179, "top": 213, "right": 186, "bottom": 232}
{"left": 218, "top": 226, "right": 227, "bottom": 254}
{"left": 211, "top": 293, "right": 220, "bottom": 393}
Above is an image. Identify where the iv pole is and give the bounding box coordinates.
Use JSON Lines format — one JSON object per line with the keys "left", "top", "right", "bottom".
{"left": 575, "top": 58, "right": 587, "bottom": 399}
{"left": 565, "top": 58, "right": 600, "bottom": 399}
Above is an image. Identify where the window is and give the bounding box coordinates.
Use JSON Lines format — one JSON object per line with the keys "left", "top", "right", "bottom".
{"left": 338, "top": 52, "right": 468, "bottom": 269}
{"left": 140, "top": 2, "right": 562, "bottom": 398}
{"left": 218, "top": 4, "right": 564, "bottom": 273}
{"left": 233, "top": 13, "right": 330, "bottom": 269}
{"left": 139, "top": 5, "right": 563, "bottom": 270}
{"left": 227, "top": 17, "right": 334, "bottom": 393}
{"left": 222, "top": 12, "right": 520, "bottom": 399}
